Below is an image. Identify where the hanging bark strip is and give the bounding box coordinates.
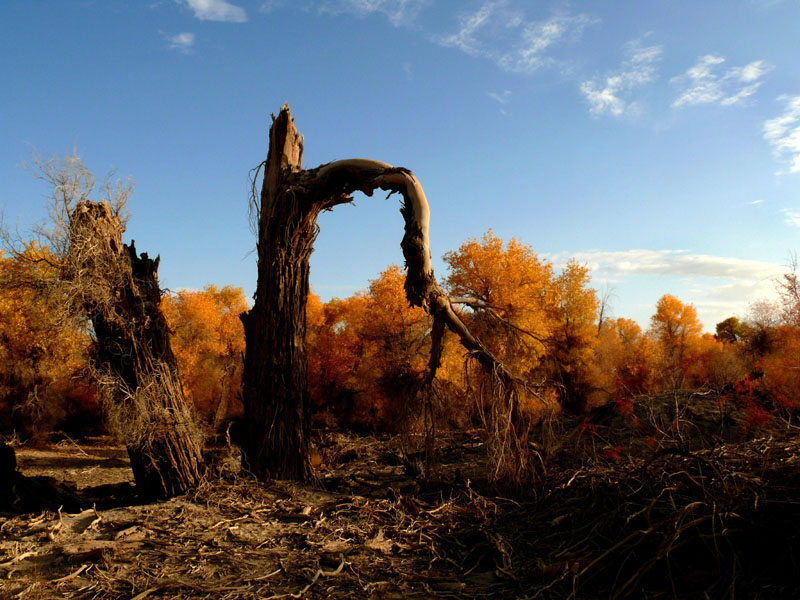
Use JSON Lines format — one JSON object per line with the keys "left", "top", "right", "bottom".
{"left": 243, "top": 104, "right": 525, "bottom": 482}
{"left": 68, "top": 201, "right": 203, "bottom": 499}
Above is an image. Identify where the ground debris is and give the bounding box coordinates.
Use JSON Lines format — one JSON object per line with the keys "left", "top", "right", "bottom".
{"left": 1, "top": 428, "right": 799, "bottom": 598}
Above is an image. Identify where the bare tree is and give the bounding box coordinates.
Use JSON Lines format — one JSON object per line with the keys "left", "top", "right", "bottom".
{"left": 243, "top": 105, "right": 537, "bottom": 485}
{"left": 777, "top": 252, "right": 800, "bottom": 327}
{"left": 597, "top": 283, "right": 616, "bottom": 333}
{"left": 3, "top": 154, "right": 203, "bottom": 499}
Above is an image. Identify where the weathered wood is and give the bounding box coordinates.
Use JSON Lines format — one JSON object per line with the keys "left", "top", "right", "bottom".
{"left": 241, "top": 106, "right": 312, "bottom": 480}
{"left": 69, "top": 201, "right": 203, "bottom": 499}
{"left": 243, "top": 104, "right": 520, "bottom": 482}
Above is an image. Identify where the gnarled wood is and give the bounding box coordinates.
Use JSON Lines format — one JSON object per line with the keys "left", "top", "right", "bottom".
{"left": 69, "top": 201, "right": 203, "bottom": 499}
{"left": 243, "top": 104, "right": 522, "bottom": 482}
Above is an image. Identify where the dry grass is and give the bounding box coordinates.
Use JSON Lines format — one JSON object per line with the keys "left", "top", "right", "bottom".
{"left": 2, "top": 415, "right": 800, "bottom": 599}
{"left": 101, "top": 363, "right": 204, "bottom": 452}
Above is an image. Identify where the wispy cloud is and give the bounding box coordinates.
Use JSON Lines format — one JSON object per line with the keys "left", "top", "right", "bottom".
{"left": 671, "top": 55, "right": 772, "bottom": 108}
{"left": 487, "top": 90, "right": 512, "bottom": 105}
{"left": 259, "top": 0, "right": 286, "bottom": 13}
{"left": 180, "top": 0, "right": 247, "bottom": 22}
{"left": 763, "top": 95, "right": 800, "bottom": 174}
{"left": 165, "top": 31, "right": 195, "bottom": 53}
{"left": 557, "top": 249, "right": 783, "bottom": 281}
{"left": 782, "top": 208, "right": 800, "bottom": 227}
{"left": 580, "top": 39, "right": 662, "bottom": 117}
{"left": 319, "top": 0, "right": 428, "bottom": 27}
{"left": 438, "top": 2, "right": 594, "bottom": 74}
{"left": 551, "top": 249, "right": 785, "bottom": 327}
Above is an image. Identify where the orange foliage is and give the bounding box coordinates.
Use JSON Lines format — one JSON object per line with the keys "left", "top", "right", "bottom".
{"left": 649, "top": 294, "right": 704, "bottom": 389}
{"left": 593, "top": 318, "right": 657, "bottom": 405}
{"left": 0, "top": 246, "right": 98, "bottom": 439}
{"left": 307, "top": 293, "right": 368, "bottom": 415}
{"left": 306, "top": 266, "right": 429, "bottom": 432}
{"left": 546, "top": 259, "right": 599, "bottom": 411}
{"left": 162, "top": 285, "right": 248, "bottom": 426}
{"left": 444, "top": 230, "right": 553, "bottom": 377}
{"left": 443, "top": 231, "right": 600, "bottom": 413}
{"left": 755, "top": 325, "right": 800, "bottom": 414}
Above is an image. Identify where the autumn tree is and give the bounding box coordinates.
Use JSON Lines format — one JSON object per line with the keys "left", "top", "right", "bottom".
{"left": 0, "top": 246, "right": 97, "bottom": 440}
{"left": 754, "top": 325, "right": 800, "bottom": 416}
{"left": 546, "top": 259, "right": 599, "bottom": 412}
{"left": 592, "top": 317, "right": 657, "bottom": 403}
{"left": 306, "top": 292, "right": 367, "bottom": 422}
{"left": 162, "top": 285, "right": 248, "bottom": 428}
{"left": 443, "top": 230, "right": 553, "bottom": 380}
{"left": 306, "top": 266, "right": 430, "bottom": 432}
{"left": 443, "top": 232, "right": 601, "bottom": 414}
{"left": 649, "top": 294, "right": 703, "bottom": 388}
{"left": 353, "top": 265, "right": 430, "bottom": 429}
{"left": 243, "top": 105, "right": 533, "bottom": 484}
{"left": 687, "top": 333, "right": 749, "bottom": 390}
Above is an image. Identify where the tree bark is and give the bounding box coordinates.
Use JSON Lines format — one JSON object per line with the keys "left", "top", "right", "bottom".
{"left": 241, "top": 106, "right": 312, "bottom": 480}
{"left": 69, "top": 202, "right": 203, "bottom": 499}
{"left": 243, "top": 104, "right": 521, "bottom": 482}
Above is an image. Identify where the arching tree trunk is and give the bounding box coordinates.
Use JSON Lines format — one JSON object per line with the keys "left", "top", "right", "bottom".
{"left": 243, "top": 105, "right": 525, "bottom": 483}
{"left": 69, "top": 202, "right": 204, "bottom": 499}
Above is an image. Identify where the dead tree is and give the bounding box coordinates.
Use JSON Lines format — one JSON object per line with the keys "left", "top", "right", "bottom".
{"left": 243, "top": 104, "right": 532, "bottom": 483}
{"left": 68, "top": 201, "right": 204, "bottom": 499}
{"left": 1, "top": 155, "right": 203, "bottom": 499}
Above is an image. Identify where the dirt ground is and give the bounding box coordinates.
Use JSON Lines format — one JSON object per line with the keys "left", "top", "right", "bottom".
{"left": 2, "top": 426, "right": 800, "bottom": 599}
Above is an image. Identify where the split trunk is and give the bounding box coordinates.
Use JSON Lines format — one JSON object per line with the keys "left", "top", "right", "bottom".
{"left": 69, "top": 201, "right": 203, "bottom": 499}
{"left": 242, "top": 105, "right": 522, "bottom": 482}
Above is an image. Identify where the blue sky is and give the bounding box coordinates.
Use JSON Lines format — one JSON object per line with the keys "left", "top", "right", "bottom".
{"left": 2, "top": 0, "right": 799, "bottom": 330}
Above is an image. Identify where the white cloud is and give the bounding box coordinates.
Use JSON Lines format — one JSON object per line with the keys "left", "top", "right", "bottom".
{"left": 259, "top": 0, "right": 286, "bottom": 13}
{"left": 763, "top": 95, "right": 800, "bottom": 174}
{"left": 165, "top": 32, "right": 195, "bottom": 53}
{"left": 580, "top": 39, "right": 662, "bottom": 117}
{"left": 550, "top": 249, "right": 785, "bottom": 328}
{"left": 319, "top": 0, "right": 428, "bottom": 27}
{"left": 438, "top": 2, "right": 594, "bottom": 74}
{"left": 487, "top": 90, "right": 512, "bottom": 104}
{"left": 440, "top": 0, "right": 497, "bottom": 55}
{"left": 782, "top": 208, "right": 800, "bottom": 227}
{"left": 671, "top": 55, "right": 772, "bottom": 108}
{"left": 690, "top": 279, "right": 780, "bottom": 327}
{"left": 180, "top": 0, "right": 247, "bottom": 22}
{"left": 559, "top": 249, "right": 783, "bottom": 280}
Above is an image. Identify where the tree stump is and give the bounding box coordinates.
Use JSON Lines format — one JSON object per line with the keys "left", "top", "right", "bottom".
{"left": 68, "top": 202, "right": 203, "bottom": 499}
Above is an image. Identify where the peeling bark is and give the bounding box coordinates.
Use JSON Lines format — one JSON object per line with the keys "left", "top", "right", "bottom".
{"left": 243, "top": 104, "right": 523, "bottom": 482}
